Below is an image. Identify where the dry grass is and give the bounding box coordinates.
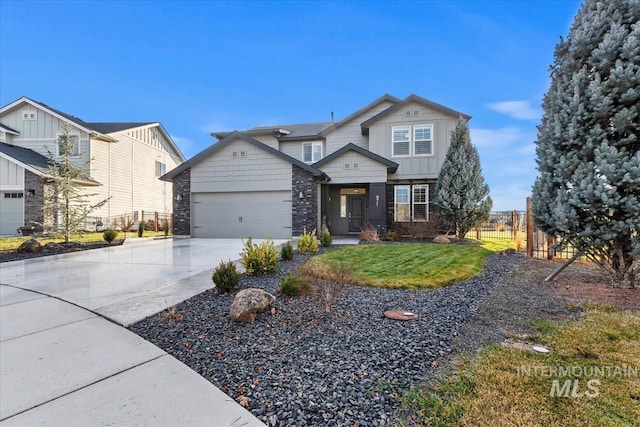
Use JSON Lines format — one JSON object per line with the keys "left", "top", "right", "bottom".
{"left": 402, "top": 306, "right": 640, "bottom": 426}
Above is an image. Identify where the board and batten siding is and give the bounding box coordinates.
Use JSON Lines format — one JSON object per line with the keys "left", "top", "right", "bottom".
{"left": 325, "top": 100, "right": 396, "bottom": 155}
{"left": 1, "top": 104, "right": 91, "bottom": 167}
{"left": 367, "top": 102, "right": 458, "bottom": 180}
{"left": 191, "top": 139, "right": 292, "bottom": 193}
{"left": 0, "top": 157, "right": 24, "bottom": 190}
{"left": 317, "top": 152, "right": 387, "bottom": 184}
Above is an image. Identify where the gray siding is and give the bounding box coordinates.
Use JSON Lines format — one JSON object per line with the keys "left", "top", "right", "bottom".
{"left": 325, "top": 101, "right": 395, "bottom": 154}
{"left": 317, "top": 152, "right": 388, "bottom": 184}
{"left": 252, "top": 134, "right": 279, "bottom": 150}
{"left": 367, "top": 102, "right": 458, "bottom": 180}
{"left": 278, "top": 140, "right": 324, "bottom": 163}
{"left": 191, "top": 138, "right": 292, "bottom": 192}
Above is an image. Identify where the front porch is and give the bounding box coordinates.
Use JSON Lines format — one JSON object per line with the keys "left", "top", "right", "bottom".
{"left": 320, "top": 183, "right": 387, "bottom": 235}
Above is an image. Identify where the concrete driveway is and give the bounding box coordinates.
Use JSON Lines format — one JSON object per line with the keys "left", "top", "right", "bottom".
{"left": 0, "top": 237, "right": 280, "bottom": 426}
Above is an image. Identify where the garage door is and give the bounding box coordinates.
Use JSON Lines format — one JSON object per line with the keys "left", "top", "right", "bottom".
{"left": 192, "top": 191, "right": 292, "bottom": 239}
{"left": 0, "top": 192, "right": 24, "bottom": 235}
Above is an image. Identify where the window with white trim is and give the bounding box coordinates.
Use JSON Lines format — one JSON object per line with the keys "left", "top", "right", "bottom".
{"left": 155, "top": 161, "right": 167, "bottom": 177}
{"left": 302, "top": 141, "right": 323, "bottom": 163}
{"left": 57, "top": 133, "right": 80, "bottom": 156}
{"left": 394, "top": 185, "right": 410, "bottom": 221}
{"left": 414, "top": 125, "right": 433, "bottom": 156}
{"left": 392, "top": 124, "right": 434, "bottom": 157}
{"left": 392, "top": 126, "right": 411, "bottom": 157}
{"left": 394, "top": 184, "right": 430, "bottom": 222}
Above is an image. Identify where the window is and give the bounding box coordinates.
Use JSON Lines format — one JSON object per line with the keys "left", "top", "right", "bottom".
{"left": 412, "top": 185, "right": 428, "bottom": 221}
{"left": 392, "top": 126, "right": 411, "bottom": 157}
{"left": 3, "top": 192, "right": 24, "bottom": 199}
{"left": 57, "top": 134, "right": 80, "bottom": 156}
{"left": 302, "top": 141, "right": 323, "bottom": 163}
{"left": 414, "top": 125, "right": 433, "bottom": 156}
{"left": 394, "top": 186, "right": 410, "bottom": 221}
{"left": 340, "top": 195, "right": 347, "bottom": 218}
{"left": 392, "top": 124, "right": 434, "bottom": 157}
{"left": 155, "top": 161, "right": 166, "bottom": 177}
{"left": 394, "top": 184, "right": 430, "bottom": 222}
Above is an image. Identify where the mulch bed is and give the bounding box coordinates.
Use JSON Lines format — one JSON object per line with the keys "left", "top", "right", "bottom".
{"left": 0, "top": 239, "right": 125, "bottom": 263}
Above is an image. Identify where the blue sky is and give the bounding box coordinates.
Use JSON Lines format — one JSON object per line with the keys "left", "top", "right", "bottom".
{"left": 0, "top": 0, "right": 582, "bottom": 210}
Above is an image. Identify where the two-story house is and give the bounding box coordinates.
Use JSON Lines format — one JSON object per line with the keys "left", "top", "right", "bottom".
{"left": 161, "top": 94, "right": 469, "bottom": 239}
{"left": 0, "top": 97, "right": 185, "bottom": 235}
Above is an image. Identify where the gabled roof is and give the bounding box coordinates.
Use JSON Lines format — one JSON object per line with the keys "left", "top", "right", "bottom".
{"left": 0, "top": 142, "right": 101, "bottom": 186}
{"left": 0, "top": 142, "right": 51, "bottom": 176}
{"left": 161, "top": 131, "right": 328, "bottom": 182}
{"left": 360, "top": 94, "right": 471, "bottom": 135}
{"left": 212, "top": 122, "right": 333, "bottom": 142}
{"left": 313, "top": 143, "right": 398, "bottom": 173}
{"left": 88, "top": 122, "right": 155, "bottom": 134}
{"left": 0, "top": 123, "right": 19, "bottom": 134}
{"left": 88, "top": 122, "right": 186, "bottom": 162}
{"left": 319, "top": 94, "right": 400, "bottom": 136}
{"left": 0, "top": 97, "right": 117, "bottom": 142}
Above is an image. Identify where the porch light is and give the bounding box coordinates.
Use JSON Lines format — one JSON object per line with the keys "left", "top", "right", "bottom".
{"left": 27, "top": 189, "right": 35, "bottom": 197}
{"left": 299, "top": 191, "right": 304, "bottom": 199}
{"left": 176, "top": 194, "right": 182, "bottom": 201}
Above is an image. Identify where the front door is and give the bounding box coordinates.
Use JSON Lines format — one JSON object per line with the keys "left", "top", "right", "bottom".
{"left": 348, "top": 195, "right": 365, "bottom": 232}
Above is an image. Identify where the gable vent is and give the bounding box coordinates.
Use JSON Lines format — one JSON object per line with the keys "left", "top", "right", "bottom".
{"left": 404, "top": 110, "right": 412, "bottom": 117}
{"left": 413, "top": 110, "right": 419, "bottom": 116}
{"left": 22, "top": 110, "right": 37, "bottom": 120}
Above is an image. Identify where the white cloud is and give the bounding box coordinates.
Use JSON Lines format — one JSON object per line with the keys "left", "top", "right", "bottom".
{"left": 471, "top": 127, "right": 525, "bottom": 148}
{"left": 487, "top": 100, "right": 540, "bottom": 120}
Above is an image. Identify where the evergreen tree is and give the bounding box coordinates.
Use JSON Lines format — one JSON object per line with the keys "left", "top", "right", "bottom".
{"left": 43, "top": 125, "right": 110, "bottom": 243}
{"left": 434, "top": 119, "right": 492, "bottom": 239}
{"left": 532, "top": 0, "right": 640, "bottom": 288}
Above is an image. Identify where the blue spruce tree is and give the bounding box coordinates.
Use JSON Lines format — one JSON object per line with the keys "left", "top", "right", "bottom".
{"left": 434, "top": 119, "right": 492, "bottom": 240}
{"left": 533, "top": 0, "right": 639, "bottom": 288}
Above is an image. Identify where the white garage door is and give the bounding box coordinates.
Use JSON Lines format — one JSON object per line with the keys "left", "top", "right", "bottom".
{"left": 192, "top": 191, "right": 292, "bottom": 239}
{"left": 0, "top": 192, "right": 24, "bottom": 235}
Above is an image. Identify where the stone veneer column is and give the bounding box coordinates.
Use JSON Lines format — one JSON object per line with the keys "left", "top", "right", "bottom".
{"left": 24, "top": 170, "right": 46, "bottom": 232}
{"left": 172, "top": 168, "right": 191, "bottom": 235}
{"left": 291, "top": 165, "right": 318, "bottom": 236}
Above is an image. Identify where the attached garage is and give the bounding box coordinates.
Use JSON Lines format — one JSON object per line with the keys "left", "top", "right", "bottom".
{"left": 192, "top": 191, "right": 292, "bottom": 239}
{"left": 0, "top": 192, "right": 24, "bottom": 235}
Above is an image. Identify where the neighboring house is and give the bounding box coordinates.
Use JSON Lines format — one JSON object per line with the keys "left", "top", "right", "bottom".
{"left": 162, "top": 94, "right": 469, "bottom": 239}
{"left": 0, "top": 97, "right": 185, "bottom": 235}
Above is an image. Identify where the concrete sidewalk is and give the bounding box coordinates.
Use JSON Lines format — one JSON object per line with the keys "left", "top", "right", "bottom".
{"left": 0, "top": 238, "right": 271, "bottom": 426}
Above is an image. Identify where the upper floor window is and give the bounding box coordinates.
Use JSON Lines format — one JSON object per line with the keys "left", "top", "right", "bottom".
{"left": 302, "top": 141, "right": 323, "bottom": 163}
{"left": 155, "top": 161, "right": 167, "bottom": 177}
{"left": 57, "top": 133, "right": 80, "bottom": 156}
{"left": 414, "top": 125, "right": 433, "bottom": 156}
{"left": 392, "top": 124, "right": 434, "bottom": 157}
{"left": 392, "top": 126, "right": 411, "bottom": 157}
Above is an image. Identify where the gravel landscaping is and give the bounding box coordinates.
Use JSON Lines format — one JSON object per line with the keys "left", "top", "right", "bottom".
{"left": 129, "top": 248, "right": 530, "bottom": 426}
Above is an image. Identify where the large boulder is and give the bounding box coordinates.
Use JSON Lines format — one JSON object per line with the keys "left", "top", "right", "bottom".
{"left": 230, "top": 288, "right": 275, "bottom": 323}
{"left": 433, "top": 235, "right": 451, "bottom": 244}
{"left": 17, "top": 238, "right": 42, "bottom": 254}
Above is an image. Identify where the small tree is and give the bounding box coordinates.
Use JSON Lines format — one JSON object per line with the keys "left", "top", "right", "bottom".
{"left": 532, "top": 0, "right": 639, "bottom": 288}
{"left": 434, "top": 119, "right": 492, "bottom": 239}
{"left": 43, "top": 125, "right": 110, "bottom": 243}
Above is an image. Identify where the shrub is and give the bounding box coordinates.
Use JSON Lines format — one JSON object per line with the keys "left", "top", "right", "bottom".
{"left": 212, "top": 260, "right": 241, "bottom": 293}
{"left": 240, "top": 238, "right": 278, "bottom": 276}
{"left": 162, "top": 219, "right": 169, "bottom": 237}
{"left": 280, "top": 273, "right": 309, "bottom": 297}
{"left": 137, "top": 221, "right": 144, "bottom": 237}
{"left": 297, "top": 228, "right": 319, "bottom": 253}
{"left": 280, "top": 241, "right": 294, "bottom": 261}
{"left": 320, "top": 224, "right": 332, "bottom": 247}
{"left": 496, "top": 219, "right": 506, "bottom": 232}
{"left": 103, "top": 229, "right": 119, "bottom": 244}
{"left": 359, "top": 224, "right": 380, "bottom": 242}
{"left": 384, "top": 229, "right": 398, "bottom": 241}
{"left": 120, "top": 215, "right": 134, "bottom": 232}
{"left": 514, "top": 233, "right": 524, "bottom": 252}
{"left": 297, "top": 259, "right": 355, "bottom": 312}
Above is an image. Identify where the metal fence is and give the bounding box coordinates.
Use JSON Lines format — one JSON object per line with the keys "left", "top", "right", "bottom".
{"left": 466, "top": 210, "right": 527, "bottom": 241}
{"left": 82, "top": 211, "right": 172, "bottom": 233}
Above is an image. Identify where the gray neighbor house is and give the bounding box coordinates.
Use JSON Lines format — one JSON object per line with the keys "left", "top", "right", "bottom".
{"left": 162, "top": 94, "right": 469, "bottom": 239}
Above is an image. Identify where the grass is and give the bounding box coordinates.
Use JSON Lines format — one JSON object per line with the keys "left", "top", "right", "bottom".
{"left": 313, "top": 239, "right": 512, "bottom": 290}
{"left": 401, "top": 306, "right": 640, "bottom": 426}
{"left": 0, "top": 230, "right": 171, "bottom": 251}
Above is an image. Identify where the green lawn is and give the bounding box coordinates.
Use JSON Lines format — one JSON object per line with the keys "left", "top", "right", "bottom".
{"left": 314, "top": 240, "right": 512, "bottom": 290}
{"left": 0, "top": 231, "right": 170, "bottom": 251}
{"left": 401, "top": 306, "right": 640, "bottom": 426}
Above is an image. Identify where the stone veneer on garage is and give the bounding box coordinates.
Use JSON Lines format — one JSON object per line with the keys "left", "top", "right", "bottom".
{"left": 24, "top": 170, "right": 48, "bottom": 232}
{"left": 172, "top": 168, "right": 191, "bottom": 235}
{"left": 291, "top": 164, "right": 318, "bottom": 236}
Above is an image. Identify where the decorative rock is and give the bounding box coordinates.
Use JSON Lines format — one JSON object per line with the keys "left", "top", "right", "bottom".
{"left": 43, "top": 242, "right": 63, "bottom": 252}
{"left": 17, "top": 238, "right": 42, "bottom": 254}
{"left": 230, "top": 288, "right": 276, "bottom": 322}
{"left": 433, "top": 235, "right": 451, "bottom": 244}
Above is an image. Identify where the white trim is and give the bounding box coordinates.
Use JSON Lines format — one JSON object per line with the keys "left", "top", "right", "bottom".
{"left": 0, "top": 97, "right": 94, "bottom": 134}
{"left": 412, "top": 184, "right": 429, "bottom": 222}
{"left": 391, "top": 126, "right": 411, "bottom": 158}
{"left": 0, "top": 185, "right": 24, "bottom": 191}
{"left": 302, "top": 141, "right": 323, "bottom": 163}
{"left": 413, "top": 124, "right": 434, "bottom": 157}
{"left": 56, "top": 132, "right": 81, "bottom": 157}
{"left": 394, "top": 185, "right": 410, "bottom": 222}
